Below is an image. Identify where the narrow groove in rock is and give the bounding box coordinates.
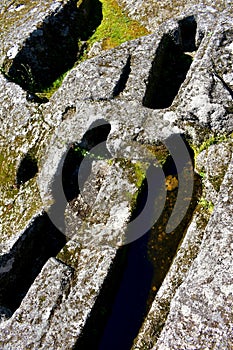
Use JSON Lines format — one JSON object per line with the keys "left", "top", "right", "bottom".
{"left": 0, "top": 213, "right": 66, "bottom": 317}
{"left": 143, "top": 16, "right": 198, "bottom": 109}
{"left": 2, "top": 0, "right": 103, "bottom": 93}
{"left": 112, "top": 55, "right": 131, "bottom": 97}
{"left": 73, "top": 138, "right": 202, "bottom": 350}
{"left": 0, "top": 120, "right": 111, "bottom": 320}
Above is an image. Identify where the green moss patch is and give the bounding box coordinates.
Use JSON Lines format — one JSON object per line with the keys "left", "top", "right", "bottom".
{"left": 192, "top": 132, "right": 233, "bottom": 157}
{"left": 87, "top": 0, "right": 149, "bottom": 49}
{"left": 198, "top": 197, "right": 214, "bottom": 214}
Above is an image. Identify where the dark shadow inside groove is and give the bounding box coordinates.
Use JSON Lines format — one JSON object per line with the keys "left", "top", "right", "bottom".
{"left": 178, "top": 15, "right": 197, "bottom": 52}
{"left": 0, "top": 213, "right": 66, "bottom": 318}
{"left": 73, "top": 138, "right": 201, "bottom": 350}
{"left": 16, "top": 151, "right": 38, "bottom": 188}
{"left": 0, "top": 120, "right": 111, "bottom": 320}
{"left": 62, "top": 120, "right": 111, "bottom": 202}
{"left": 143, "top": 15, "right": 197, "bottom": 109}
{"left": 48, "top": 119, "right": 112, "bottom": 234}
{"left": 3, "top": 0, "right": 103, "bottom": 92}
{"left": 112, "top": 55, "right": 131, "bottom": 97}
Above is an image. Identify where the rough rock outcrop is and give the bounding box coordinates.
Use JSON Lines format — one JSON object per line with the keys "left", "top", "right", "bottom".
{"left": 1, "top": 0, "right": 102, "bottom": 91}
{"left": 132, "top": 141, "right": 233, "bottom": 349}
{"left": 154, "top": 153, "right": 233, "bottom": 350}
{"left": 116, "top": 0, "right": 233, "bottom": 32}
{"left": 0, "top": 2, "right": 232, "bottom": 350}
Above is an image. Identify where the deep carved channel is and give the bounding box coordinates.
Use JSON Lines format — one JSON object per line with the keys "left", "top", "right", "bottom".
{"left": 3, "top": 0, "right": 102, "bottom": 92}
{"left": 74, "top": 138, "right": 201, "bottom": 350}
{"left": 0, "top": 121, "right": 111, "bottom": 319}
{"left": 0, "top": 213, "right": 66, "bottom": 318}
{"left": 143, "top": 16, "right": 198, "bottom": 109}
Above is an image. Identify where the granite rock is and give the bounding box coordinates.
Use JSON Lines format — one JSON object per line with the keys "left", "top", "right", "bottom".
{"left": 153, "top": 154, "right": 233, "bottom": 350}
{"left": 0, "top": 2, "right": 232, "bottom": 349}
{"left": 116, "top": 0, "right": 233, "bottom": 32}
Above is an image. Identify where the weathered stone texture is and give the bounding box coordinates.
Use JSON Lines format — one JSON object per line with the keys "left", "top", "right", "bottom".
{"left": 1, "top": 0, "right": 72, "bottom": 67}
{"left": 153, "top": 154, "right": 233, "bottom": 350}
{"left": 0, "top": 73, "right": 49, "bottom": 252}
{"left": 117, "top": 0, "right": 233, "bottom": 32}
{"left": 196, "top": 141, "right": 233, "bottom": 203}
{"left": 0, "top": 2, "right": 232, "bottom": 349}
{"left": 1, "top": 0, "right": 102, "bottom": 91}
{"left": 0, "top": 257, "right": 74, "bottom": 348}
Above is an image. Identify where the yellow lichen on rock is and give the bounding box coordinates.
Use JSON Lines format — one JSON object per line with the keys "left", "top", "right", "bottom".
{"left": 165, "top": 175, "right": 178, "bottom": 191}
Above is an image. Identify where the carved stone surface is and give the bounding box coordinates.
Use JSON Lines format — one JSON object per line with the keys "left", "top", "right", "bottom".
{"left": 0, "top": 2, "right": 232, "bottom": 349}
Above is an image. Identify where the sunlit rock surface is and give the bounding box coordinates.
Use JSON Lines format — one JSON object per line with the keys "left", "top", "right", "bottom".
{"left": 0, "top": 2, "right": 232, "bottom": 349}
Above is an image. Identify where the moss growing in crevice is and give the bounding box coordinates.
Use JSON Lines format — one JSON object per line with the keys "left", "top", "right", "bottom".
{"left": 41, "top": 0, "right": 149, "bottom": 97}
{"left": 191, "top": 132, "right": 233, "bottom": 158}
{"left": 197, "top": 197, "right": 214, "bottom": 214}
{"left": 113, "top": 141, "right": 170, "bottom": 215}
{"left": 144, "top": 143, "right": 170, "bottom": 166}
{"left": 190, "top": 134, "right": 232, "bottom": 201}
{"left": 117, "top": 159, "right": 147, "bottom": 189}
{"left": 87, "top": 0, "right": 149, "bottom": 50}
{"left": 1, "top": 0, "right": 149, "bottom": 99}
{"left": 198, "top": 133, "right": 232, "bottom": 153}
{"left": 114, "top": 158, "right": 148, "bottom": 214}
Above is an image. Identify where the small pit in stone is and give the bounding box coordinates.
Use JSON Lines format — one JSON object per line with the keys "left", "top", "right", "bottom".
{"left": 16, "top": 151, "right": 38, "bottom": 187}
{"left": 143, "top": 16, "right": 198, "bottom": 109}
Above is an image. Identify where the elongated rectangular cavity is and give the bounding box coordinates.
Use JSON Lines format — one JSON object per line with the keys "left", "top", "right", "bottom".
{"left": 2, "top": 0, "right": 102, "bottom": 92}
{"left": 143, "top": 16, "right": 198, "bottom": 109}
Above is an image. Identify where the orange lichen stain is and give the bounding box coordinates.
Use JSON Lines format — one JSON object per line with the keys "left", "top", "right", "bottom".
{"left": 165, "top": 175, "right": 178, "bottom": 191}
